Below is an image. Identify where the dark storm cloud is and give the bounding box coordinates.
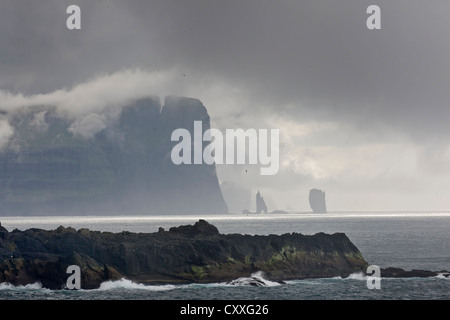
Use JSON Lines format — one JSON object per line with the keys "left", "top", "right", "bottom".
{"left": 1, "top": 0, "right": 450, "bottom": 141}
{"left": 113, "top": 0, "right": 450, "bottom": 141}
{"left": 1, "top": 0, "right": 450, "bottom": 210}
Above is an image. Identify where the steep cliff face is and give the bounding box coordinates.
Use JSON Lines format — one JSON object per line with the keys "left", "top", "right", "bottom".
{"left": 0, "top": 220, "right": 368, "bottom": 289}
{"left": 0, "top": 96, "right": 228, "bottom": 215}
{"left": 156, "top": 96, "right": 228, "bottom": 214}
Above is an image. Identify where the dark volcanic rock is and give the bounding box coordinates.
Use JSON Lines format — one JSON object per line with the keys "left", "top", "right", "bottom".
{"left": 0, "top": 220, "right": 368, "bottom": 289}
{"left": 380, "top": 267, "right": 443, "bottom": 278}
{"left": 309, "top": 189, "right": 327, "bottom": 213}
{"left": 0, "top": 96, "right": 228, "bottom": 215}
{"left": 168, "top": 219, "right": 219, "bottom": 236}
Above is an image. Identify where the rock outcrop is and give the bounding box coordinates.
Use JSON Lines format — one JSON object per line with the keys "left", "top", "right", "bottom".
{"left": 0, "top": 96, "right": 228, "bottom": 215}
{"left": 380, "top": 267, "right": 448, "bottom": 278}
{"left": 256, "top": 191, "right": 268, "bottom": 214}
{"left": 0, "top": 220, "right": 368, "bottom": 289}
{"left": 309, "top": 189, "right": 327, "bottom": 213}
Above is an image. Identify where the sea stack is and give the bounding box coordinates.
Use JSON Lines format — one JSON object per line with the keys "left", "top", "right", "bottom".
{"left": 309, "top": 189, "right": 327, "bottom": 213}
{"left": 256, "top": 191, "right": 268, "bottom": 214}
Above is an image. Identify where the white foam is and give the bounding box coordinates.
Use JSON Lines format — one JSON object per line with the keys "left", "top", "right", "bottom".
{"left": 344, "top": 272, "right": 368, "bottom": 280}
{"left": 251, "top": 271, "right": 283, "bottom": 287}
{"left": 0, "top": 282, "right": 43, "bottom": 290}
{"left": 436, "top": 273, "right": 450, "bottom": 280}
{"left": 226, "top": 271, "right": 282, "bottom": 287}
{"left": 96, "top": 278, "right": 177, "bottom": 291}
{"left": 295, "top": 273, "right": 368, "bottom": 281}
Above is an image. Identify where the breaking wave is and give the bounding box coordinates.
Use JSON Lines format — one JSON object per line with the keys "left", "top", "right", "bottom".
{"left": 2, "top": 271, "right": 447, "bottom": 294}
{"left": 0, "top": 282, "right": 45, "bottom": 290}
{"left": 345, "top": 272, "right": 368, "bottom": 280}
{"left": 436, "top": 273, "right": 450, "bottom": 280}
{"left": 95, "top": 271, "right": 282, "bottom": 291}
{"left": 96, "top": 278, "right": 177, "bottom": 291}
{"left": 330, "top": 272, "right": 368, "bottom": 280}
{"left": 226, "top": 271, "right": 283, "bottom": 287}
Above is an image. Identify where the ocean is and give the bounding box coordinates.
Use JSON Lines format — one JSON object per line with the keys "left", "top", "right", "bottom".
{"left": 0, "top": 212, "right": 449, "bottom": 300}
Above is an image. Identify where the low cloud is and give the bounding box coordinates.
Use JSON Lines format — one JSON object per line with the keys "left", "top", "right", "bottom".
{"left": 0, "top": 117, "right": 14, "bottom": 149}
{"left": 29, "top": 110, "right": 49, "bottom": 132}
{"left": 0, "top": 67, "right": 266, "bottom": 142}
{"left": 0, "top": 68, "right": 190, "bottom": 141}
{"left": 68, "top": 113, "right": 107, "bottom": 139}
{"left": 0, "top": 68, "right": 180, "bottom": 116}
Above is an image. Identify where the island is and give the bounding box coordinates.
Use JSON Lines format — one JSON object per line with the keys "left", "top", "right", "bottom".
{"left": 0, "top": 220, "right": 369, "bottom": 289}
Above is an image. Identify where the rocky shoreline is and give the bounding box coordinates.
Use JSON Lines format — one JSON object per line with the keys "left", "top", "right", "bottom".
{"left": 0, "top": 220, "right": 447, "bottom": 289}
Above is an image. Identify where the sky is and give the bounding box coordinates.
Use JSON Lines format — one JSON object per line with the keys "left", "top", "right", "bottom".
{"left": 1, "top": 0, "right": 450, "bottom": 211}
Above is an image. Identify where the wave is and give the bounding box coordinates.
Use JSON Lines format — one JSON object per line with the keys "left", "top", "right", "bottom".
{"left": 436, "top": 273, "right": 450, "bottom": 280}
{"left": 94, "top": 271, "right": 282, "bottom": 291}
{"left": 344, "top": 272, "right": 368, "bottom": 280}
{"left": 0, "top": 271, "right": 281, "bottom": 293}
{"left": 96, "top": 278, "right": 178, "bottom": 291}
{"left": 81, "top": 271, "right": 373, "bottom": 291}
{"left": 329, "top": 272, "right": 368, "bottom": 281}
{"left": 1, "top": 270, "right": 447, "bottom": 293}
{"left": 226, "top": 271, "right": 283, "bottom": 287}
{"left": 0, "top": 282, "right": 45, "bottom": 290}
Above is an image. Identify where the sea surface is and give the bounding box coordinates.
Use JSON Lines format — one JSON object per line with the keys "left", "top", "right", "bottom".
{"left": 0, "top": 212, "right": 449, "bottom": 300}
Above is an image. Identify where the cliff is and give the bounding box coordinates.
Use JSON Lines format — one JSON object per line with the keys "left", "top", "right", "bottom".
{"left": 0, "top": 96, "right": 228, "bottom": 215}
{"left": 0, "top": 220, "right": 368, "bottom": 289}
{"left": 309, "top": 189, "right": 327, "bottom": 213}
